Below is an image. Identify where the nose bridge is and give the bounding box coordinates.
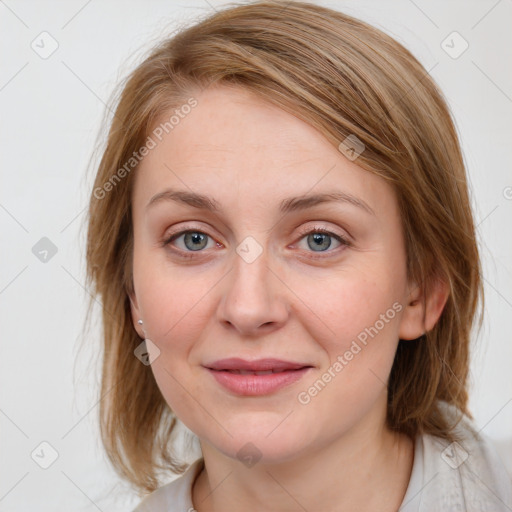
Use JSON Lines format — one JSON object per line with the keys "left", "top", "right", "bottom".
{"left": 218, "top": 235, "right": 288, "bottom": 335}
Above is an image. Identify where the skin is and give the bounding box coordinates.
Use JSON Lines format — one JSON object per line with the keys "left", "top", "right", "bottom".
{"left": 129, "top": 85, "right": 449, "bottom": 512}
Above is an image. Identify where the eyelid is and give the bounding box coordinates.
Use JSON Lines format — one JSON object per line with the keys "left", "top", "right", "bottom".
{"left": 294, "top": 224, "right": 350, "bottom": 244}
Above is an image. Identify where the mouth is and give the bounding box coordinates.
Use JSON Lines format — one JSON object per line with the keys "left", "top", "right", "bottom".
{"left": 215, "top": 369, "right": 298, "bottom": 375}
{"left": 203, "top": 358, "right": 314, "bottom": 396}
{"left": 205, "top": 357, "right": 311, "bottom": 372}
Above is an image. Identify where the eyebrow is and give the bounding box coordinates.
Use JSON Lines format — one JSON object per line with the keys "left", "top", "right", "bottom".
{"left": 146, "top": 188, "right": 375, "bottom": 216}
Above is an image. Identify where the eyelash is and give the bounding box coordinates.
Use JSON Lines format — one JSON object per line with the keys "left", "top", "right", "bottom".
{"left": 162, "top": 224, "right": 351, "bottom": 260}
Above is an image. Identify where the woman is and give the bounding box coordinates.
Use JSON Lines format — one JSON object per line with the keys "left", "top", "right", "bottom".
{"left": 85, "top": 1, "right": 512, "bottom": 510}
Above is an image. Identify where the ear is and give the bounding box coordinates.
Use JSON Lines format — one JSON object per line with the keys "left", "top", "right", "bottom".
{"left": 398, "top": 274, "right": 450, "bottom": 340}
{"left": 128, "top": 289, "right": 145, "bottom": 339}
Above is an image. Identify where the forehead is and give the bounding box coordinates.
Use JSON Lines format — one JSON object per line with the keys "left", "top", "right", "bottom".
{"left": 148, "top": 85, "right": 331, "bottom": 168}
{"left": 133, "top": 85, "right": 394, "bottom": 217}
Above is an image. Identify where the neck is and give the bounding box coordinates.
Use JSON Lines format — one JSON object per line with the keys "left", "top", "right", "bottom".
{"left": 192, "top": 399, "right": 414, "bottom": 512}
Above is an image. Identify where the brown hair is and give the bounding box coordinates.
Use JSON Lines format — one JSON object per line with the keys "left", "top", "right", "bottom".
{"left": 85, "top": 0, "right": 484, "bottom": 494}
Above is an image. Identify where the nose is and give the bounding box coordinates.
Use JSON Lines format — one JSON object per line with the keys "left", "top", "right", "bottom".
{"left": 216, "top": 244, "right": 290, "bottom": 337}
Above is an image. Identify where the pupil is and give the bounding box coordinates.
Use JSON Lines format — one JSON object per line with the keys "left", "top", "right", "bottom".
{"left": 186, "top": 232, "right": 207, "bottom": 251}
{"left": 309, "top": 233, "right": 331, "bottom": 251}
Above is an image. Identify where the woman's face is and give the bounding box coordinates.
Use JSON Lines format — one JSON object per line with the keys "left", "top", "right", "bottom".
{"left": 129, "top": 85, "right": 425, "bottom": 463}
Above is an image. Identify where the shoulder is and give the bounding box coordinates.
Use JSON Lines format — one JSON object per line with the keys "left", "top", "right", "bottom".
{"left": 131, "top": 458, "right": 204, "bottom": 512}
{"left": 402, "top": 401, "right": 512, "bottom": 512}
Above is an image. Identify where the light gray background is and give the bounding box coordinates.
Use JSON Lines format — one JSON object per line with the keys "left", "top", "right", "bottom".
{"left": 1, "top": 0, "right": 511, "bottom": 510}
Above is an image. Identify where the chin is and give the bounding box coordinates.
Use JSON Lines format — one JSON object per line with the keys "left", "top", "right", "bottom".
{"left": 198, "top": 411, "right": 316, "bottom": 466}
{"left": 224, "top": 436, "right": 307, "bottom": 467}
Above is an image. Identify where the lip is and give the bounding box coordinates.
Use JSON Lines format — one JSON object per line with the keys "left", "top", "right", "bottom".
{"left": 203, "top": 358, "right": 313, "bottom": 396}
{"left": 205, "top": 357, "right": 309, "bottom": 372}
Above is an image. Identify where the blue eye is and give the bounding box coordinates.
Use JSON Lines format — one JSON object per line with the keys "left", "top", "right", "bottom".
{"left": 304, "top": 232, "right": 337, "bottom": 251}
{"left": 165, "top": 231, "right": 215, "bottom": 252}
{"left": 295, "top": 226, "right": 350, "bottom": 255}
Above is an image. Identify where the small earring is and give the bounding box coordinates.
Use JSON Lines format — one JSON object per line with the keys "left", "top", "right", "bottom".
{"left": 138, "top": 320, "right": 143, "bottom": 326}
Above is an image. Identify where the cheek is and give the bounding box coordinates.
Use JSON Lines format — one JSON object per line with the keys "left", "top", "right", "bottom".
{"left": 137, "top": 270, "right": 212, "bottom": 422}
{"left": 134, "top": 267, "right": 217, "bottom": 419}
{"left": 293, "top": 278, "right": 401, "bottom": 431}
{"left": 135, "top": 261, "right": 216, "bottom": 344}
{"left": 149, "top": 359, "right": 209, "bottom": 438}
{"left": 291, "top": 271, "right": 403, "bottom": 410}
{"left": 294, "top": 268, "right": 402, "bottom": 352}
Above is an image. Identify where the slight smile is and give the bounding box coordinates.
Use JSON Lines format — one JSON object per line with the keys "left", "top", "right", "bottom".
{"left": 203, "top": 358, "right": 314, "bottom": 396}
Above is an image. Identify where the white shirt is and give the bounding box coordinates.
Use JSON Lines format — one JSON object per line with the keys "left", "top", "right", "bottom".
{"left": 132, "top": 415, "right": 512, "bottom": 511}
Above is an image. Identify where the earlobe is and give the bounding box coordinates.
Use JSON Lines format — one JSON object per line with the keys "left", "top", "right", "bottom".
{"left": 128, "top": 291, "right": 144, "bottom": 339}
{"left": 398, "top": 276, "right": 450, "bottom": 341}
